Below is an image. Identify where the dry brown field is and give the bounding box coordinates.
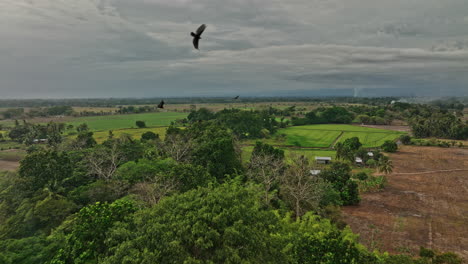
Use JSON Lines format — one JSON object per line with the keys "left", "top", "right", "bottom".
{"left": 343, "top": 146, "right": 468, "bottom": 260}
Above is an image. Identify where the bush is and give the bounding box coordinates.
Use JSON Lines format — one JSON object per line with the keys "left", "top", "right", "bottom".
{"left": 141, "top": 131, "right": 158, "bottom": 141}
{"left": 135, "top": 120, "right": 146, "bottom": 128}
{"left": 381, "top": 140, "right": 398, "bottom": 152}
{"left": 399, "top": 135, "right": 411, "bottom": 145}
{"left": 354, "top": 172, "right": 368, "bottom": 181}
{"left": 366, "top": 159, "right": 377, "bottom": 167}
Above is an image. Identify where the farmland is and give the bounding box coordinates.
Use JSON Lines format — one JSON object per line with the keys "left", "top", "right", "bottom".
{"left": 246, "top": 124, "right": 405, "bottom": 149}
{"left": 343, "top": 146, "right": 468, "bottom": 260}
{"left": 75, "top": 127, "right": 169, "bottom": 144}
{"left": 64, "top": 112, "right": 187, "bottom": 131}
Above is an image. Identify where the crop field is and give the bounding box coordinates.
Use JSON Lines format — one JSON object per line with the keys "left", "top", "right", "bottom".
{"left": 64, "top": 112, "right": 187, "bottom": 131}
{"left": 277, "top": 124, "right": 405, "bottom": 148}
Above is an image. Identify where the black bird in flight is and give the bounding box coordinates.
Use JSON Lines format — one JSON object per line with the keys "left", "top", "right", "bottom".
{"left": 157, "top": 100, "right": 165, "bottom": 109}
{"left": 233, "top": 96, "right": 239, "bottom": 100}
{"left": 191, "top": 24, "right": 207, "bottom": 50}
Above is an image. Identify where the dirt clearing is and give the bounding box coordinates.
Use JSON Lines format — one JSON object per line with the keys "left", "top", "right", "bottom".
{"left": 343, "top": 146, "right": 468, "bottom": 260}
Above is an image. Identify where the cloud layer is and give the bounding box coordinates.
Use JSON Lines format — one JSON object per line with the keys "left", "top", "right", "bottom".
{"left": 1, "top": 0, "right": 468, "bottom": 98}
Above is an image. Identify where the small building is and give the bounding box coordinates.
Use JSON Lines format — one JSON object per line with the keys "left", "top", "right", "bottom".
{"left": 315, "top": 156, "right": 332, "bottom": 164}
{"left": 33, "top": 139, "right": 48, "bottom": 144}
{"left": 367, "top": 152, "right": 374, "bottom": 157}
{"left": 355, "top": 157, "right": 363, "bottom": 164}
{"left": 310, "top": 170, "right": 321, "bottom": 176}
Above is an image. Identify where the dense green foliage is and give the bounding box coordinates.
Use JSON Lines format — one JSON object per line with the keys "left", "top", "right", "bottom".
{"left": 0, "top": 98, "right": 465, "bottom": 263}
{"left": 381, "top": 140, "right": 398, "bottom": 152}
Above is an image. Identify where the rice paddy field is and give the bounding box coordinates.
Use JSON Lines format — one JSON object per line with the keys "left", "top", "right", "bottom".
{"left": 278, "top": 124, "right": 405, "bottom": 148}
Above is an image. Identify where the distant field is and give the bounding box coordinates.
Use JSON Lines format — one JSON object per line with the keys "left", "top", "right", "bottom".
{"left": 79, "top": 127, "right": 169, "bottom": 144}
{"left": 65, "top": 112, "right": 187, "bottom": 131}
{"left": 241, "top": 145, "right": 336, "bottom": 164}
{"left": 278, "top": 124, "right": 405, "bottom": 148}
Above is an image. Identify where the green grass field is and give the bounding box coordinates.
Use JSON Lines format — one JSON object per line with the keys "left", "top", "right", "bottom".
{"left": 84, "top": 127, "right": 169, "bottom": 144}
{"left": 244, "top": 124, "right": 404, "bottom": 149}
{"left": 65, "top": 112, "right": 187, "bottom": 132}
{"left": 277, "top": 124, "right": 405, "bottom": 148}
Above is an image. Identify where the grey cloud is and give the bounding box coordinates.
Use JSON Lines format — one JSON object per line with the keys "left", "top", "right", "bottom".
{"left": 1, "top": 0, "right": 468, "bottom": 98}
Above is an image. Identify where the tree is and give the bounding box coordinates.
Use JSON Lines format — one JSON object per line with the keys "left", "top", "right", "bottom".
{"left": 251, "top": 141, "right": 284, "bottom": 161}
{"left": 377, "top": 156, "right": 394, "bottom": 174}
{"left": 248, "top": 152, "right": 284, "bottom": 204}
{"left": 320, "top": 162, "right": 360, "bottom": 205}
{"left": 19, "top": 150, "right": 73, "bottom": 193}
{"left": 135, "top": 120, "right": 146, "bottom": 128}
{"left": 381, "top": 140, "right": 398, "bottom": 152}
{"left": 280, "top": 155, "right": 329, "bottom": 218}
{"left": 76, "top": 123, "right": 89, "bottom": 133}
{"left": 101, "top": 181, "right": 288, "bottom": 264}
{"left": 399, "top": 135, "right": 411, "bottom": 145}
{"left": 189, "top": 122, "right": 242, "bottom": 180}
{"left": 51, "top": 199, "right": 137, "bottom": 264}
{"left": 140, "top": 131, "right": 158, "bottom": 141}
{"left": 335, "top": 137, "right": 362, "bottom": 162}
{"left": 86, "top": 144, "right": 124, "bottom": 182}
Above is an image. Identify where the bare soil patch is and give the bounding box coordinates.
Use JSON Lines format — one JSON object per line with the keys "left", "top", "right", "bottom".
{"left": 0, "top": 160, "right": 19, "bottom": 171}
{"left": 342, "top": 146, "right": 468, "bottom": 260}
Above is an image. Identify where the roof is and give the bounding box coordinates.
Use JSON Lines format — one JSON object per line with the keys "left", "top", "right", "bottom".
{"left": 355, "top": 157, "right": 363, "bottom": 163}
{"left": 310, "top": 170, "right": 321, "bottom": 175}
{"left": 367, "top": 152, "right": 374, "bottom": 156}
{"left": 315, "top": 156, "right": 332, "bottom": 161}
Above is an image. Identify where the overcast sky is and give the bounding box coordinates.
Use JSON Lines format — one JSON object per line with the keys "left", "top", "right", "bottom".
{"left": 1, "top": 0, "right": 468, "bottom": 98}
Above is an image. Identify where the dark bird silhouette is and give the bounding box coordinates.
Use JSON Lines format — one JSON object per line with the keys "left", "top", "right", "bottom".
{"left": 233, "top": 96, "right": 239, "bottom": 100}
{"left": 157, "top": 100, "right": 164, "bottom": 109}
{"left": 191, "top": 24, "right": 207, "bottom": 50}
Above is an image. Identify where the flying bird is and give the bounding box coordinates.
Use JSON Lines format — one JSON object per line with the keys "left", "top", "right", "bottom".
{"left": 191, "top": 24, "right": 207, "bottom": 50}
{"left": 157, "top": 100, "right": 165, "bottom": 109}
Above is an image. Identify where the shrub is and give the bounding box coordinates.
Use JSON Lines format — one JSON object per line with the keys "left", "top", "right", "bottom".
{"left": 381, "top": 140, "right": 398, "bottom": 152}
{"left": 399, "top": 135, "right": 411, "bottom": 145}
{"left": 135, "top": 120, "right": 146, "bottom": 128}
{"left": 354, "top": 172, "right": 369, "bottom": 181}
{"left": 141, "top": 131, "right": 159, "bottom": 141}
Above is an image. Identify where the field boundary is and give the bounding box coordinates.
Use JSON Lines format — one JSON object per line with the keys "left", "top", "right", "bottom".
{"left": 330, "top": 131, "right": 344, "bottom": 149}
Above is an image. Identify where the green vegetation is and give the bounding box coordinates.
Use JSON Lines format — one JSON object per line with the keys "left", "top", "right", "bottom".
{"left": 65, "top": 112, "right": 187, "bottom": 131}
{"left": 279, "top": 124, "right": 404, "bottom": 148}
{"left": 0, "top": 99, "right": 465, "bottom": 263}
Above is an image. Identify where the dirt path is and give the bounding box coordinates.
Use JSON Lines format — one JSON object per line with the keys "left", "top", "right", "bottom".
{"left": 391, "top": 169, "right": 468, "bottom": 175}
{"left": 342, "top": 146, "right": 468, "bottom": 260}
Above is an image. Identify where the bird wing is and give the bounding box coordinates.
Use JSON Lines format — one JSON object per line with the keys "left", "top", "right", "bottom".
{"left": 158, "top": 100, "right": 164, "bottom": 108}
{"left": 196, "top": 24, "right": 206, "bottom": 35}
{"left": 193, "top": 37, "right": 199, "bottom": 49}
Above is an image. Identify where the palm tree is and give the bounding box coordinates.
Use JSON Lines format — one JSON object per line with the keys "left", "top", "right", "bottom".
{"left": 377, "top": 156, "right": 393, "bottom": 174}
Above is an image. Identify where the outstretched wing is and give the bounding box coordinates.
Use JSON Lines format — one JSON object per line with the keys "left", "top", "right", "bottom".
{"left": 157, "top": 100, "right": 164, "bottom": 109}
{"left": 193, "top": 37, "right": 199, "bottom": 49}
{"left": 196, "top": 24, "right": 206, "bottom": 35}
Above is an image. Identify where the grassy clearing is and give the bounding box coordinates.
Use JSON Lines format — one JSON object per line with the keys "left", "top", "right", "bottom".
{"left": 0, "top": 141, "right": 25, "bottom": 150}
{"left": 64, "top": 112, "right": 187, "bottom": 131}
{"left": 83, "top": 127, "right": 169, "bottom": 144}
